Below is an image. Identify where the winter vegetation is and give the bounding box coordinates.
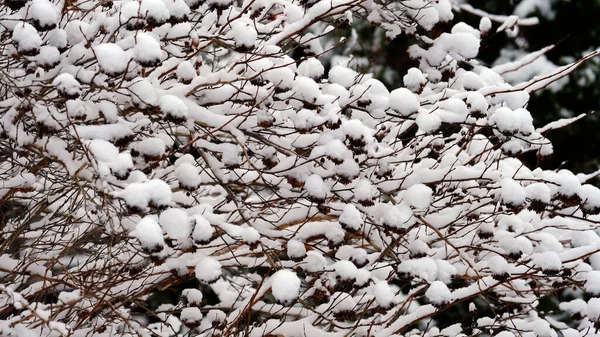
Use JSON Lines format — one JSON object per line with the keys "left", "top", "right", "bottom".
{"left": 1, "top": 0, "right": 600, "bottom": 336}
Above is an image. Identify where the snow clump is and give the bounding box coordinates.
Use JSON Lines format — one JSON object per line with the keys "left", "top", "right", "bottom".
{"left": 133, "top": 217, "right": 165, "bottom": 253}
{"left": 426, "top": 281, "right": 452, "bottom": 307}
{"left": 134, "top": 33, "right": 163, "bottom": 67}
{"left": 271, "top": 270, "right": 301, "bottom": 305}
{"left": 389, "top": 88, "right": 420, "bottom": 116}
{"left": 12, "top": 23, "right": 42, "bottom": 55}
{"left": 404, "top": 183, "right": 433, "bottom": 210}
{"left": 53, "top": 73, "right": 81, "bottom": 99}
{"left": 195, "top": 257, "right": 222, "bottom": 283}
{"left": 94, "top": 44, "right": 130, "bottom": 75}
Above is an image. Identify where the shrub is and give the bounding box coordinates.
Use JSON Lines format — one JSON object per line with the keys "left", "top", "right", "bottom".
{"left": 1, "top": 0, "right": 599, "bottom": 336}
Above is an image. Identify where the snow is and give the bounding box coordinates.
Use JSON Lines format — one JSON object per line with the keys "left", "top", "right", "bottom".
{"left": 229, "top": 19, "right": 257, "bottom": 49}
{"left": 587, "top": 298, "right": 600, "bottom": 321}
{"left": 537, "top": 113, "right": 587, "bottom": 134}
{"left": 180, "top": 307, "right": 202, "bottom": 324}
{"left": 53, "top": 73, "right": 81, "bottom": 99}
{"left": 551, "top": 170, "right": 581, "bottom": 196}
{"left": 304, "top": 174, "right": 330, "bottom": 201}
{"left": 4, "top": 0, "right": 600, "bottom": 336}
{"left": 175, "top": 162, "right": 201, "bottom": 190}
{"left": 134, "top": 217, "right": 165, "bottom": 253}
{"left": 513, "top": 108, "right": 534, "bottom": 135}
{"left": 496, "top": 15, "right": 519, "bottom": 35}
{"left": 116, "top": 179, "right": 172, "bottom": 210}
{"left": 37, "top": 46, "right": 61, "bottom": 68}
{"left": 416, "top": 112, "right": 442, "bottom": 133}
{"left": 426, "top": 281, "right": 452, "bottom": 306}
{"left": 136, "top": 137, "right": 166, "bottom": 158}
{"left": 191, "top": 214, "right": 214, "bottom": 244}
{"left": 292, "top": 76, "right": 321, "bottom": 102}
{"left": 325, "top": 139, "right": 351, "bottom": 163}
{"left": 176, "top": 61, "right": 196, "bottom": 82}
{"left": 466, "top": 92, "right": 488, "bottom": 114}
{"left": 195, "top": 257, "right": 222, "bottom": 283}
{"left": 140, "top": 0, "right": 170, "bottom": 25}
{"left": 12, "top": 23, "right": 42, "bottom": 55}
{"left": 264, "top": 67, "right": 295, "bottom": 90}
{"left": 329, "top": 66, "right": 358, "bottom": 88}
{"left": 409, "top": 240, "right": 429, "bottom": 257}
{"left": 533, "top": 251, "right": 561, "bottom": 272}
{"left": 159, "top": 208, "right": 192, "bottom": 242}
{"left": 579, "top": 184, "right": 600, "bottom": 212}
{"left": 379, "top": 203, "right": 413, "bottom": 229}
{"left": 339, "top": 204, "right": 363, "bottom": 231}
{"left": 494, "top": 332, "right": 515, "bottom": 337}
{"left": 405, "top": 1, "right": 440, "bottom": 30}
{"left": 403, "top": 68, "right": 427, "bottom": 93}
{"left": 331, "top": 292, "right": 357, "bottom": 314}
{"left": 560, "top": 299, "right": 587, "bottom": 316}
{"left": 334, "top": 260, "right": 358, "bottom": 281}
{"left": 571, "top": 230, "right": 600, "bottom": 248}
{"left": 0, "top": 173, "right": 35, "bottom": 201}
{"left": 182, "top": 288, "right": 203, "bottom": 305}
{"left": 389, "top": 88, "right": 420, "bottom": 116}
{"left": 108, "top": 153, "right": 134, "bottom": 178}
{"left": 287, "top": 240, "right": 306, "bottom": 260}
{"left": 65, "top": 20, "right": 89, "bottom": 45}
{"left": 241, "top": 227, "right": 260, "bottom": 244}
{"left": 439, "top": 98, "right": 468, "bottom": 119}
{"left": 500, "top": 178, "right": 526, "bottom": 207}
{"left": 88, "top": 139, "right": 119, "bottom": 162}
{"left": 458, "top": 71, "right": 484, "bottom": 90}
{"left": 561, "top": 329, "right": 581, "bottom": 337}
{"left": 129, "top": 78, "right": 158, "bottom": 107}
{"left": 354, "top": 178, "right": 375, "bottom": 204}
{"left": 303, "top": 251, "right": 327, "bottom": 273}
{"left": 586, "top": 271, "right": 600, "bottom": 295}
{"left": 134, "top": 33, "right": 164, "bottom": 67}
{"left": 452, "top": 22, "right": 480, "bottom": 38}
{"left": 404, "top": 184, "right": 433, "bottom": 210}
{"left": 491, "top": 107, "right": 527, "bottom": 135}
{"left": 525, "top": 182, "right": 552, "bottom": 203}
{"left": 206, "top": 310, "right": 226, "bottom": 325}
{"left": 214, "top": 143, "right": 238, "bottom": 168}
{"left": 298, "top": 58, "right": 325, "bottom": 79}
{"left": 271, "top": 270, "right": 301, "bottom": 305}
{"left": 435, "top": 32, "right": 480, "bottom": 60}
{"left": 514, "top": 0, "right": 556, "bottom": 20}
{"left": 147, "top": 180, "right": 173, "bottom": 207}
{"left": 488, "top": 255, "right": 509, "bottom": 277}
{"left": 373, "top": 281, "right": 395, "bottom": 308}
{"left": 163, "top": 0, "right": 190, "bottom": 20}
{"left": 355, "top": 269, "right": 371, "bottom": 287}
{"left": 120, "top": 1, "right": 141, "bottom": 26}
{"left": 159, "top": 94, "right": 189, "bottom": 120}
{"left": 435, "top": 260, "right": 457, "bottom": 284}
{"left": 398, "top": 257, "right": 438, "bottom": 282}
{"left": 57, "top": 290, "right": 81, "bottom": 304}
{"left": 335, "top": 159, "right": 360, "bottom": 181}
{"left": 47, "top": 27, "right": 67, "bottom": 50}
{"left": 94, "top": 43, "right": 130, "bottom": 75}
{"left": 29, "top": 0, "right": 58, "bottom": 30}
{"left": 479, "top": 17, "right": 492, "bottom": 33}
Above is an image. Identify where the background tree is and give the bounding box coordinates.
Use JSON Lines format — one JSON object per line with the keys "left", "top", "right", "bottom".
{"left": 1, "top": 0, "right": 600, "bottom": 337}
{"left": 334, "top": 0, "right": 600, "bottom": 184}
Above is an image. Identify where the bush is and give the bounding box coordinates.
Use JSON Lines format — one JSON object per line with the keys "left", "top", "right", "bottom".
{"left": 1, "top": 0, "right": 599, "bottom": 336}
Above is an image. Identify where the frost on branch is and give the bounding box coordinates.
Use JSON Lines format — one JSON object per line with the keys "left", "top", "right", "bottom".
{"left": 2, "top": 0, "right": 600, "bottom": 336}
